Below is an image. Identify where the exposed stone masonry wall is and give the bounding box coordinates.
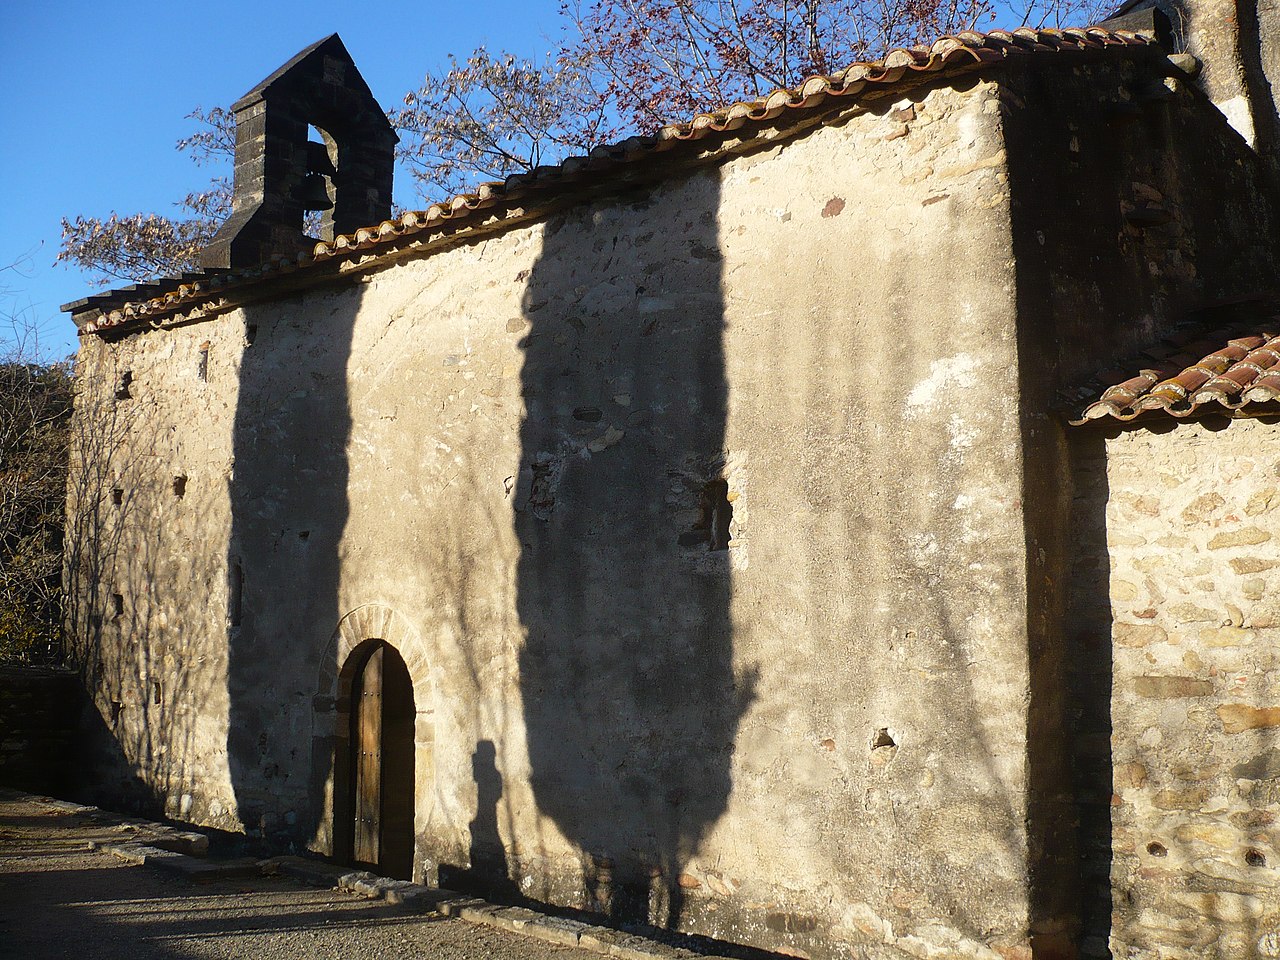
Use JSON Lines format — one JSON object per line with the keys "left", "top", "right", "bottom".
{"left": 1072, "top": 418, "right": 1280, "bottom": 959}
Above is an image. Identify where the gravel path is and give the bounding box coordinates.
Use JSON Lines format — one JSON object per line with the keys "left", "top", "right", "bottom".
{"left": 0, "top": 796, "right": 601, "bottom": 960}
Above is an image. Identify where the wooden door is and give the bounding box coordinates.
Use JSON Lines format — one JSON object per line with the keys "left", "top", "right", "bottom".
{"left": 352, "top": 644, "right": 383, "bottom": 867}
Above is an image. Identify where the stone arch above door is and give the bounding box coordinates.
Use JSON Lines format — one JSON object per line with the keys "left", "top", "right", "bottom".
{"left": 318, "top": 603, "right": 433, "bottom": 709}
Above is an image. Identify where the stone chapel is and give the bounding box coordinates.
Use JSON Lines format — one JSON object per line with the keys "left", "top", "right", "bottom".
{"left": 60, "top": 3, "right": 1280, "bottom": 957}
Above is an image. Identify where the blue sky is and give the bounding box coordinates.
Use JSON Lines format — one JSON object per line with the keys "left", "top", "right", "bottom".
{"left": 0, "top": 0, "right": 565, "bottom": 358}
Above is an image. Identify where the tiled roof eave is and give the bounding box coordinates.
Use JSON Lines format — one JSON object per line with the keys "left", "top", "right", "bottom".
{"left": 1070, "top": 397, "right": 1280, "bottom": 426}
{"left": 74, "top": 67, "right": 975, "bottom": 337}
{"left": 1072, "top": 325, "right": 1280, "bottom": 425}
{"left": 73, "top": 26, "right": 1162, "bottom": 337}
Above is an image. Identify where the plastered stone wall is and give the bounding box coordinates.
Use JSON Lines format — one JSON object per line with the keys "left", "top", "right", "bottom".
{"left": 69, "top": 79, "right": 1044, "bottom": 959}
{"left": 1072, "top": 418, "right": 1280, "bottom": 960}
{"left": 1169, "top": 0, "right": 1280, "bottom": 158}
{"left": 1114, "top": 0, "right": 1280, "bottom": 167}
{"left": 67, "top": 321, "right": 243, "bottom": 823}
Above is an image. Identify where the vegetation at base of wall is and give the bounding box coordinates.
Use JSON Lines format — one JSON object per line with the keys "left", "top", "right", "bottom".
{"left": 0, "top": 282, "right": 73, "bottom": 664}
{"left": 56, "top": 0, "right": 1109, "bottom": 285}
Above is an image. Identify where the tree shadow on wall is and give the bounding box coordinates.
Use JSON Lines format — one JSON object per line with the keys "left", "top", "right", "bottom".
{"left": 63, "top": 371, "right": 225, "bottom": 820}
{"left": 224, "top": 294, "right": 354, "bottom": 851}
{"left": 514, "top": 168, "right": 756, "bottom": 929}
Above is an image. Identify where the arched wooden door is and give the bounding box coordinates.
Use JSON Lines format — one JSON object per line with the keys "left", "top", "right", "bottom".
{"left": 350, "top": 640, "right": 415, "bottom": 879}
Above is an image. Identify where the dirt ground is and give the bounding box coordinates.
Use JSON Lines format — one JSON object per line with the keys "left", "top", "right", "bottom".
{"left": 0, "top": 796, "right": 602, "bottom": 960}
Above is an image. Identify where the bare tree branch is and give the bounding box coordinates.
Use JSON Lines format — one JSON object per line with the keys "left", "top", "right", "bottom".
{"left": 0, "top": 262, "right": 72, "bottom": 663}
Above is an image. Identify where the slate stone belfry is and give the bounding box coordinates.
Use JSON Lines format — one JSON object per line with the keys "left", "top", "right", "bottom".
{"left": 201, "top": 34, "right": 397, "bottom": 270}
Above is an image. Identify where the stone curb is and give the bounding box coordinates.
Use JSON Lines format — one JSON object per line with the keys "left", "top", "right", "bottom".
{"left": 5, "top": 789, "right": 209, "bottom": 856}
{"left": 100, "top": 841, "right": 259, "bottom": 879}
{"left": 98, "top": 841, "right": 162, "bottom": 866}
{"left": 261, "top": 855, "right": 728, "bottom": 959}
{"left": 150, "top": 853, "right": 260, "bottom": 880}
{"left": 260, "top": 853, "right": 352, "bottom": 886}
{"left": 437, "top": 900, "right": 720, "bottom": 959}
{"left": 259, "top": 855, "right": 457, "bottom": 911}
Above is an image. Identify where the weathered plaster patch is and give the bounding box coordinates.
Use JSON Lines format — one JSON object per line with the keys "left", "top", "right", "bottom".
{"left": 905, "top": 354, "right": 981, "bottom": 413}
{"left": 946, "top": 413, "right": 979, "bottom": 451}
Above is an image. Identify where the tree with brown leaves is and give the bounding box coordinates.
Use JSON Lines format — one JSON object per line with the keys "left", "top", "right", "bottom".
{"left": 56, "top": 107, "right": 234, "bottom": 285}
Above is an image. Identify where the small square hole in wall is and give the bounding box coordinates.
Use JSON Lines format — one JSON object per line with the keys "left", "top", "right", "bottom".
{"left": 679, "top": 479, "right": 733, "bottom": 550}
{"left": 172, "top": 475, "right": 187, "bottom": 499}
{"left": 115, "top": 371, "right": 133, "bottom": 400}
{"left": 197, "top": 342, "right": 210, "bottom": 382}
{"left": 113, "top": 594, "right": 124, "bottom": 619}
{"left": 112, "top": 488, "right": 124, "bottom": 505}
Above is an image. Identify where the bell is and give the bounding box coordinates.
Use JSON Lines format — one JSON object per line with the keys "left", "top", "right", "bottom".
{"left": 298, "top": 173, "right": 334, "bottom": 210}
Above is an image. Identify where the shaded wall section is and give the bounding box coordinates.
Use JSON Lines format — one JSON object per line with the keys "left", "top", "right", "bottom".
{"left": 1004, "top": 51, "right": 1280, "bottom": 957}
{"left": 1002, "top": 53, "right": 1279, "bottom": 393}
{"left": 514, "top": 168, "right": 740, "bottom": 927}
{"left": 1065, "top": 429, "right": 1116, "bottom": 960}
{"left": 225, "top": 289, "right": 355, "bottom": 848}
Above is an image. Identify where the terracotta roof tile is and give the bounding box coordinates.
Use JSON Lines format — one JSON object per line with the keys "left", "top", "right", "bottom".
{"left": 1075, "top": 326, "right": 1280, "bottom": 423}
{"left": 71, "top": 26, "right": 1161, "bottom": 336}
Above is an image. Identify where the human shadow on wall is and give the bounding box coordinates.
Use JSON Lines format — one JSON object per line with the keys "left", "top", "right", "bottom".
{"left": 514, "top": 168, "right": 753, "bottom": 929}
{"left": 225, "top": 294, "right": 354, "bottom": 851}
{"left": 440, "top": 739, "right": 522, "bottom": 900}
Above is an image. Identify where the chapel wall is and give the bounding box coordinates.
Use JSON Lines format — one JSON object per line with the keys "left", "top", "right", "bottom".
{"left": 69, "top": 77, "right": 1041, "bottom": 959}
{"left": 66, "top": 314, "right": 244, "bottom": 826}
